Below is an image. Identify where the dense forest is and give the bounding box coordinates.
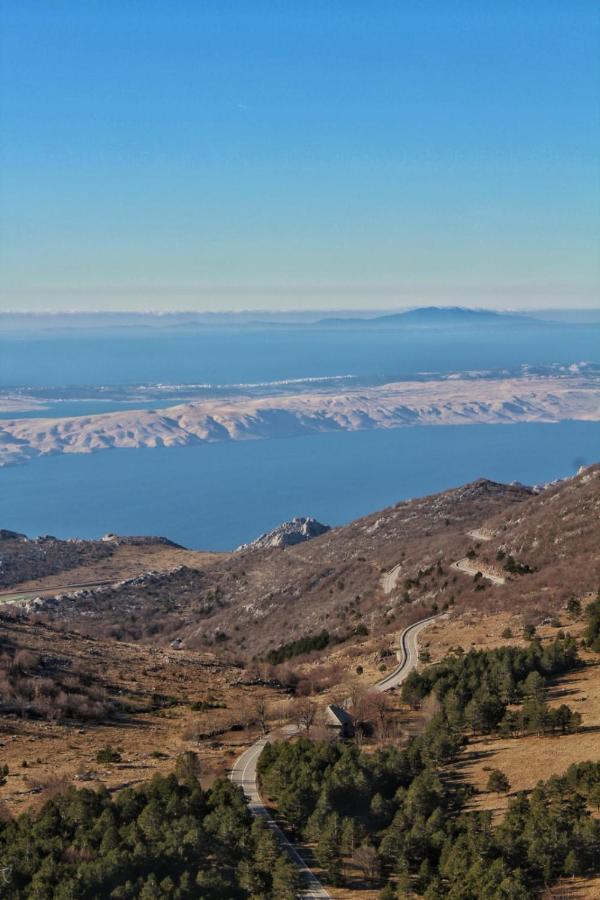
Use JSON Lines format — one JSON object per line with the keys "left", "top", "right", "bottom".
{"left": 257, "top": 635, "right": 599, "bottom": 897}
{"left": 400, "top": 634, "right": 582, "bottom": 736}
{"left": 0, "top": 762, "right": 298, "bottom": 899}
{"left": 258, "top": 731, "right": 600, "bottom": 897}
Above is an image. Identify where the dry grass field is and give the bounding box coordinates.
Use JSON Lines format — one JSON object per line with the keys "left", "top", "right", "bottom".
{"left": 0, "top": 617, "right": 284, "bottom": 818}
{"left": 460, "top": 657, "right": 600, "bottom": 818}
{"left": 0, "top": 541, "right": 223, "bottom": 598}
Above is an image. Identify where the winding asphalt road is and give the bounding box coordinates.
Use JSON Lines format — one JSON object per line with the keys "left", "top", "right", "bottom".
{"left": 229, "top": 613, "right": 440, "bottom": 898}
{"left": 451, "top": 557, "right": 505, "bottom": 585}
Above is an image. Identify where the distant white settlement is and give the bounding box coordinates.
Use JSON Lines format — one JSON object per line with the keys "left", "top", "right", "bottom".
{"left": 0, "top": 373, "right": 599, "bottom": 467}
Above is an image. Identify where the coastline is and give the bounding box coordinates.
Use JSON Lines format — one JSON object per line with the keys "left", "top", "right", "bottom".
{"left": 1, "top": 373, "right": 599, "bottom": 468}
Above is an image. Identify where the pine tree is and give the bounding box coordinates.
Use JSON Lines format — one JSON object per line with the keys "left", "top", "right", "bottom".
{"left": 564, "top": 849, "right": 582, "bottom": 878}
{"left": 271, "top": 853, "right": 299, "bottom": 899}
{"left": 315, "top": 814, "right": 343, "bottom": 885}
{"left": 486, "top": 769, "right": 510, "bottom": 795}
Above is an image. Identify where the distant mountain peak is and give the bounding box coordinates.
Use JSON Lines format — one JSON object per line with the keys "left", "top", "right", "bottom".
{"left": 318, "top": 306, "right": 540, "bottom": 327}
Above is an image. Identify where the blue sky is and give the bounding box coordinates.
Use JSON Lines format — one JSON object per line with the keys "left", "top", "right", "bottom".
{"left": 0, "top": 1, "right": 598, "bottom": 311}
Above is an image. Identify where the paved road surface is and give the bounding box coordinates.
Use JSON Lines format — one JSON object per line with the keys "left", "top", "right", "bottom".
{"left": 375, "top": 613, "right": 440, "bottom": 691}
{"left": 230, "top": 614, "right": 440, "bottom": 897}
{"left": 380, "top": 562, "right": 403, "bottom": 595}
{"left": 452, "top": 557, "right": 505, "bottom": 585}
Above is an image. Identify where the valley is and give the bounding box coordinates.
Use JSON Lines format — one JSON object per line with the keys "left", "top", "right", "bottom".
{"left": 0, "top": 464, "right": 599, "bottom": 896}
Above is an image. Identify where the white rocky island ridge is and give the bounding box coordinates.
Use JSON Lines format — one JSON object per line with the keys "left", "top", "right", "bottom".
{"left": 0, "top": 372, "right": 599, "bottom": 467}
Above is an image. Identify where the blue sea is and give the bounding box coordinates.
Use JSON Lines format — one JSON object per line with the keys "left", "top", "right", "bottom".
{"left": 1, "top": 320, "right": 599, "bottom": 549}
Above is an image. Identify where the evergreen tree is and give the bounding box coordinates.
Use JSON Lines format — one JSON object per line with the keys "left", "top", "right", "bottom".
{"left": 271, "top": 853, "right": 299, "bottom": 899}
{"left": 486, "top": 770, "right": 510, "bottom": 795}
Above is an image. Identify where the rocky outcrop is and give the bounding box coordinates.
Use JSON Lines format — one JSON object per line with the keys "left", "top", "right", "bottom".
{"left": 237, "top": 517, "right": 330, "bottom": 551}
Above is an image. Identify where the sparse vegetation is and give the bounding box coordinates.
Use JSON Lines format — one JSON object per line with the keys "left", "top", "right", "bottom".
{"left": 502, "top": 554, "right": 533, "bottom": 575}
{"left": 0, "top": 631, "right": 115, "bottom": 723}
{"left": 522, "top": 622, "right": 536, "bottom": 640}
{"left": 95, "top": 745, "right": 121, "bottom": 764}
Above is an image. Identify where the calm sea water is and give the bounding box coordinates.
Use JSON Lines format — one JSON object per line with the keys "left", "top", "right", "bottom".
{"left": 1, "top": 323, "right": 599, "bottom": 548}
{"left": 2, "top": 323, "right": 600, "bottom": 392}
{"left": 1, "top": 421, "right": 598, "bottom": 550}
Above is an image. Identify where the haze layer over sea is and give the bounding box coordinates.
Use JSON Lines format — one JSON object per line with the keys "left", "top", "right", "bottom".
{"left": 1, "top": 314, "right": 599, "bottom": 548}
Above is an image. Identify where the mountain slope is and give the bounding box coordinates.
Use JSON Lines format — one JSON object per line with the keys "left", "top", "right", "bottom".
{"left": 3, "top": 466, "right": 598, "bottom": 658}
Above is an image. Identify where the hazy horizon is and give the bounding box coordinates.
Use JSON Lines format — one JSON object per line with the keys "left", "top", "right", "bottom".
{"left": 1, "top": 304, "right": 600, "bottom": 322}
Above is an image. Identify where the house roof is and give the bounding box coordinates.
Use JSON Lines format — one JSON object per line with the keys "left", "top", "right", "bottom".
{"left": 325, "top": 703, "right": 354, "bottom": 727}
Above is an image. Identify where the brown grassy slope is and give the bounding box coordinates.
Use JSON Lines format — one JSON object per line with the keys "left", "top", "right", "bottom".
{"left": 2, "top": 542, "right": 223, "bottom": 597}
{"left": 22, "top": 478, "right": 532, "bottom": 651}
{"left": 6, "top": 465, "right": 600, "bottom": 660}
{"left": 0, "top": 529, "right": 223, "bottom": 593}
{"left": 0, "top": 615, "right": 285, "bottom": 817}
{"left": 464, "top": 464, "right": 600, "bottom": 612}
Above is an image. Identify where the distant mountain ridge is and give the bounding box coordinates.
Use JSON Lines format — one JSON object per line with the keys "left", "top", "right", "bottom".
{"left": 318, "top": 306, "right": 542, "bottom": 327}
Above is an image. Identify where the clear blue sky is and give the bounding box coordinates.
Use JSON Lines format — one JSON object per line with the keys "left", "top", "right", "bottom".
{"left": 0, "top": 1, "right": 598, "bottom": 311}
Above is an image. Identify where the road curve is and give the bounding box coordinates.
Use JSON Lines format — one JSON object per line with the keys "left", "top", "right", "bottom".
{"left": 229, "top": 613, "right": 440, "bottom": 898}
{"left": 374, "top": 613, "right": 440, "bottom": 691}
{"left": 451, "top": 557, "right": 505, "bottom": 585}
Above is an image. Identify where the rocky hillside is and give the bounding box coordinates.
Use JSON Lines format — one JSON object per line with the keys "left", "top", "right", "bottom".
{"left": 0, "top": 531, "right": 214, "bottom": 594}
{"left": 237, "top": 516, "right": 330, "bottom": 551}
{"left": 0, "top": 530, "right": 115, "bottom": 589}
{"left": 3, "top": 466, "right": 598, "bottom": 658}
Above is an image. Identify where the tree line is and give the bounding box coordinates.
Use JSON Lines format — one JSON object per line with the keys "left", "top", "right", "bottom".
{"left": 265, "top": 629, "right": 332, "bottom": 665}
{"left": 400, "top": 634, "right": 582, "bottom": 736}
{"left": 258, "top": 728, "right": 600, "bottom": 897}
{"left": 585, "top": 593, "right": 600, "bottom": 651}
{"left": 0, "top": 761, "right": 298, "bottom": 899}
